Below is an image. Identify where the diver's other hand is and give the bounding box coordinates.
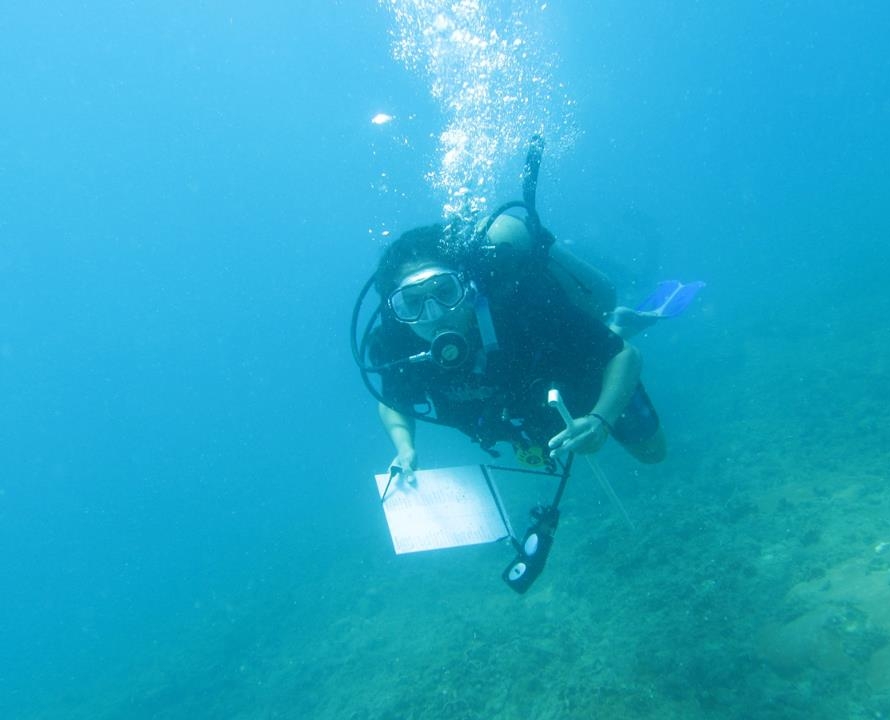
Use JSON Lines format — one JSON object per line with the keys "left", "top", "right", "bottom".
{"left": 389, "top": 448, "right": 417, "bottom": 480}
{"left": 548, "top": 415, "right": 609, "bottom": 456}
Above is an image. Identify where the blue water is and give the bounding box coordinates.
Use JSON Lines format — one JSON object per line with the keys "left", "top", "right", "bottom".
{"left": 1, "top": 2, "right": 888, "bottom": 718}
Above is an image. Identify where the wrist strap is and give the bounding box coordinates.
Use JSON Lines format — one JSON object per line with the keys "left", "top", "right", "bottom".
{"left": 588, "top": 412, "right": 613, "bottom": 434}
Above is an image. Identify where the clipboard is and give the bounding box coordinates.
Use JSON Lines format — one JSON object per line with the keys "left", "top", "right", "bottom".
{"left": 375, "top": 465, "right": 512, "bottom": 554}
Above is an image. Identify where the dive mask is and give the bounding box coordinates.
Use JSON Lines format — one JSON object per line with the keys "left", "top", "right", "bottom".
{"left": 388, "top": 268, "right": 467, "bottom": 324}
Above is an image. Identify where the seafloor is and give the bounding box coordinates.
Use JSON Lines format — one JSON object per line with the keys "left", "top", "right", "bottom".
{"left": 19, "top": 291, "right": 890, "bottom": 720}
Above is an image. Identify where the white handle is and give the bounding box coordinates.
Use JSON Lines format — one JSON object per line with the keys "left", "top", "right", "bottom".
{"left": 547, "top": 388, "right": 634, "bottom": 531}
{"left": 547, "top": 388, "right": 575, "bottom": 428}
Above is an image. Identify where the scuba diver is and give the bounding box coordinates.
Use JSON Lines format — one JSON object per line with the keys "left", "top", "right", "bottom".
{"left": 352, "top": 137, "right": 702, "bottom": 480}
{"left": 367, "top": 218, "right": 664, "bottom": 475}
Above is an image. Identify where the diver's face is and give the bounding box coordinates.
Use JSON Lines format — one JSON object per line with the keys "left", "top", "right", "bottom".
{"left": 389, "top": 264, "right": 474, "bottom": 341}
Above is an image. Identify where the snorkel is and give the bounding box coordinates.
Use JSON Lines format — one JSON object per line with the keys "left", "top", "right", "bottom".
{"left": 473, "top": 133, "right": 546, "bottom": 259}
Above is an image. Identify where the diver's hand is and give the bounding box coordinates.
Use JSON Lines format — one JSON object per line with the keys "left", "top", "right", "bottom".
{"left": 389, "top": 449, "right": 418, "bottom": 484}
{"left": 548, "top": 415, "right": 609, "bottom": 456}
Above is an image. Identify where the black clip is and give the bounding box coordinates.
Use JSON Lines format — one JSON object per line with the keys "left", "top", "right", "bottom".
{"left": 502, "top": 505, "right": 560, "bottom": 594}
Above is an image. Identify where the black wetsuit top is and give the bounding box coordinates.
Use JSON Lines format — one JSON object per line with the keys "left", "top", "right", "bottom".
{"left": 370, "top": 271, "right": 625, "bottom": 452}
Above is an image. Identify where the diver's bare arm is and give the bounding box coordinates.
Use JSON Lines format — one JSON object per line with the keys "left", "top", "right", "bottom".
{"left": 378, "top": 403, "right": 416, "bottom": 466}
{"left": 548, "top": 341, "right": 642, "bottom": 456}
{"left": 591, "top": 341, "right": 641, "bottom": 425}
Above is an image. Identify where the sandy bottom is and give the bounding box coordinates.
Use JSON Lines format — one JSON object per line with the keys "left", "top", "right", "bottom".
{"left": 18, "top": 306, "right": 890, "bottom": 720}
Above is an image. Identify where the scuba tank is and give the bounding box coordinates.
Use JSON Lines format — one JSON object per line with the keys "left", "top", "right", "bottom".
{"left": 480, "top": 214, "right": 616, "bottom": 324}
{"left": 470, "top": 135, "right": 616, "bottom": 326}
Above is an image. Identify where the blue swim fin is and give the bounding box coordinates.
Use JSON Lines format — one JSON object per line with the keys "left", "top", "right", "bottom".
{"left": 634, "top": 280, "right": 706, "bottom": 317}
{"left": 609, "top": 280, "right": 705, "bottom": 338}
